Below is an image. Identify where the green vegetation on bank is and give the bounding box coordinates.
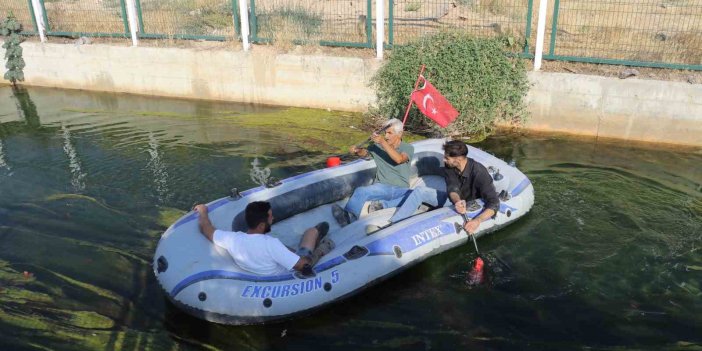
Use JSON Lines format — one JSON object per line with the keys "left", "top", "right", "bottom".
{"left": 1, "top": 12, "right": 24, "bottom": 86}
{"left": 372, "top": 31, "right": 529, "bottom": 140}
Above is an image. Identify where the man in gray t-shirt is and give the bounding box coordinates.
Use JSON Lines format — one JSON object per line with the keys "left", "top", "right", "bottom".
{"left": 332, "top": 118, "right": 444, "bottom": 229}
{"left": 369, "top": 141, "right": 414, "bottom": 188}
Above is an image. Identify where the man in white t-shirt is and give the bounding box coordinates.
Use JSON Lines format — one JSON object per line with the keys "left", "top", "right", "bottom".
{"left": 193, "top": 201, "right": 331, "bottom": 275}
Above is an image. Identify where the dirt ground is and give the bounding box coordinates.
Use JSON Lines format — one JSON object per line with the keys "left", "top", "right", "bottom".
{"left": 533, "top": 60, "right": 702, "bottom": 84}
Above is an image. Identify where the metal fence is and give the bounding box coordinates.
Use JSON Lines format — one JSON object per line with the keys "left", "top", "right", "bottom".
{"left": 388, "top": 0, "right": 534, "bottom": 55}
{"left": 42, "top": 0, "right": 129, "bottom": 37}
{"left": 1, "top": 0, "right": 700, "bottom": 70}
{"left": 250, "top": 0, "right": 373, "bottom": 47}
{"left": 0, "top": 0, "right": 37, "bottom": 34}
{"left": 543, "top": 0, "right": 702, "bottom": 70}
{"left": 137, "top": 0, "right": 237, "bottom": 40}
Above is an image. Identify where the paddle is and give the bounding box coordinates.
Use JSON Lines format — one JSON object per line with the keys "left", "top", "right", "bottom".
{"left": 463, "top": 213, "right": 482, "bottom": 255}
{"left": 354, "top": 124, "right": 392, "bottom": 150}
{"left": 461, "top": 211, "right": 512, "bottom": 274}
{"left": 461, "top": 212, "right": 486, "bottom": 285}
{"left": 333, "top": 124, "right": 393, "bottom": 164}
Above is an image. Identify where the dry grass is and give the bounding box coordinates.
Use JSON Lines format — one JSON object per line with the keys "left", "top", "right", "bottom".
{"left": 44, "top": 0, "right": 125, "bottom": 33}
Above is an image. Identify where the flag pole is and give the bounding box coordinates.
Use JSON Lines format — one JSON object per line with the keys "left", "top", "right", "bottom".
{"left": 401, "top": 64, "right": 426, "bottom": 125}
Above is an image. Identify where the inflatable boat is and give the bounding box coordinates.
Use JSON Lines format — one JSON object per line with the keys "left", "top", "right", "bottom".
{"left": 153, "top": 139, "right": 534, "bottom": 325}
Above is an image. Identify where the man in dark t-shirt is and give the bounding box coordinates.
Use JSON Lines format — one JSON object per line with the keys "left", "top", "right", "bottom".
{"left": 443, "top": 140, "right": 500, "bottom": 234}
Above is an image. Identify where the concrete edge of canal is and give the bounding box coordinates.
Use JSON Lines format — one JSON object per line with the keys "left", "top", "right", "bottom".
{"left": 2, "top": 41, "right": 701, "bottom": 147}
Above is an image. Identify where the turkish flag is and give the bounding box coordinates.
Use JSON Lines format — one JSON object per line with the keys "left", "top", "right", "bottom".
{"left": 410, "top": 77, "right": 459, "bottom": 128}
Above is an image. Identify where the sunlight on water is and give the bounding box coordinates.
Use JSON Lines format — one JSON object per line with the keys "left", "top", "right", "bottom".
{"left": 146, "top": 131, "right": 171, "bottom": 205}
{"left": 61, "top": 123, "right": 87, "bottom": 192}
{"left": 0, "top": 85, "right": 700, "bottom": 350}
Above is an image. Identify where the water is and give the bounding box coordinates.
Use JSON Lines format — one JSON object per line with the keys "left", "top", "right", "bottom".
{"left": 0, "top": 86, "right": 700, "bottom": 350}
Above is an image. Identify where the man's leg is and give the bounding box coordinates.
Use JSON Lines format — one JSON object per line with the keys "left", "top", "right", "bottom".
{"left": 389, "top": 186, "right": 448, "bottom": 223}
{"left": 379, "top": 189, "right": 412, "bottom": 209}
{"left": 344, "top": 183, "right": 399, "bottom": 219}
{"left": 297, "top": 227, "right": 319, "bottom": 253}
{"left": 308, "top": 237, "right": 335, "bottom": 266}
{"left": 296, "top": 223, "right": 332, "bottom": 266}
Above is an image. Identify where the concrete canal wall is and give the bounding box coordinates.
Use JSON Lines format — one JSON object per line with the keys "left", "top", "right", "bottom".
{"left": 524, "top": 72, "right": 701, "bottom": 147}
{"left": 2, "top": 41, "right": 701, "bottom": 146}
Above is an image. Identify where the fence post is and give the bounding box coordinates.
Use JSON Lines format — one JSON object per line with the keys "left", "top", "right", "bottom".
{"left": 376, "top": 0, "right": 384, "bottom": 59}
{"left": 366, "top": 0, "right": 372, "bottom": 46}
{"left": 125, "top": 0, "right": 139, "bottom": 46}
{"left": 387, "top": 0, "right": 393, "bottom": 48}
{"left": 523, "top": 0, "right": 534, "bottom": 56}
{"left": 238, "top": 0, "right": 250, "bottom": 50}
{"left": 548, "top": 0, "right": 560, "bottom": 57}
{"left": 231, "top": 0, "right": 241, "bottom": 37}
{"left": 30, "top": 0, "right": 46, "bottom": 42}
{"left": 533, "top": 0, "right": 549, "bottom": 71}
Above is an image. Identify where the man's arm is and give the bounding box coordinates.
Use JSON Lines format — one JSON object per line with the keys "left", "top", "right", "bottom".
{"left": 465, "top": 208, "right": 496, "bottom": 233}
{"left": 272, "top": 241, "right": 313, "bottom": 272}
{"left": 194, "top": 204, "right": 216, "bottom": 242}
{"left": 464, "top": 169, "right": 499, "bottom": 234}
{"left": 444, "top": 168, "right": 465, "bottom": 211}
{"left": 371, "top": 134, "right": 409, "bottom": 164}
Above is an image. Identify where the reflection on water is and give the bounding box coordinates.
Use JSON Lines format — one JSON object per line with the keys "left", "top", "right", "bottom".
{"left": 0, "top": 85, "right": 700, "bottom": 350}
{"left": 0, "top": 137, "right": 8, "bottom": 172}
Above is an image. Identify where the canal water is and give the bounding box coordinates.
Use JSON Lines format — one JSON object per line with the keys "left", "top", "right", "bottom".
{"left": 0, "top": 86, "right": 700, "bottom": 350}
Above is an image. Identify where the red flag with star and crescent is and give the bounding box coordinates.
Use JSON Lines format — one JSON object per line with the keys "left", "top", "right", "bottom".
{"left": 410, "top": 76, "right": 459, "bottom": 128}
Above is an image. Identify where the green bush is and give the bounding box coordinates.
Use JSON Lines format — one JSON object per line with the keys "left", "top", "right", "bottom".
{"left": 1, "top": 12, "right": 25, "bottom": 86}
{"left": 371, "top": 31, "right": 529, "bottom": 139}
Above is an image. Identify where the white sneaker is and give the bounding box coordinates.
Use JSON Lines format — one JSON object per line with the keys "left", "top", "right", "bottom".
{"left": 365, "top": 224, "right": 380, "bottom": 234}
{"left": 365, "top": 222, "right": 390, "bottom": 235}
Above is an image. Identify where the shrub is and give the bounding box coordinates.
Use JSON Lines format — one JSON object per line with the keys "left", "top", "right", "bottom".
{"left": 1, "top": 12, "right": 25, "bottom": 86}
{"left": 371, "top": 31, "right": 529, "bottom": 139}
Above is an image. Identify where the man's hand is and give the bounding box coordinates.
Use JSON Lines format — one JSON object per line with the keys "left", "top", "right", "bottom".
{"left": 194, "top": 204, "right": 208, "bottom": 216}
{"left": 370, "top": 132, "right": 386, "bottom": 146}
{"left": 350, "top": 145, "right": 368, "bottom": 157}
{"left": 454, "top": 200, "right": 467, "bottom": 214}
{"left": 464, "top": 218, "right": 481, "bottom": 235}
{"left": 292, "top": 256, "right": 312, "bottom": 272}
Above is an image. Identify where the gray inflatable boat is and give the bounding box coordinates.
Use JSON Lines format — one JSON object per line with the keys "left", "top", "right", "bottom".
{"left": 153, "top": 139, "right": 534, "bottom": 325}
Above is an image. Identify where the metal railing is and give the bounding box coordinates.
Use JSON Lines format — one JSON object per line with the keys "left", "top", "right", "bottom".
{"left": 0, "top": 0, "right": 37, "bottom": 34}
{"left": 250, "top": 0, "right": 373, "bottom": 47}
{"left": 42, "top": 0, "right": 129, "bottom": 38}
{"left": 387, "top": 0, "right": 534, "bottom": 57}
{"left": 136, "top": 0, "right": 237, "bottom": 41}
{"left": 1, "top": 0, "right": 700, "bottom": 70}
{"left": 543, "top": 0, "right": 702, "bottom": 70}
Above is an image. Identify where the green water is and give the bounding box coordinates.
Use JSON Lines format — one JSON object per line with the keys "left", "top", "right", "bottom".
{"left": 0, "top": 86, "right": 700, "bottom": 351}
